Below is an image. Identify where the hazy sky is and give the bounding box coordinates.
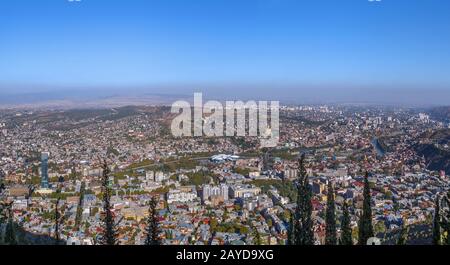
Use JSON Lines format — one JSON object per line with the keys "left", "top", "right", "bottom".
{"left": 0, "top": 0, "right": 449, "bottom": 105}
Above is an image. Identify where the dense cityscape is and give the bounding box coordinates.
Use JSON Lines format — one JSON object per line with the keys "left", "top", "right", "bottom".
{"left": 0, "top": 104, "right": 449, "bottom": 245}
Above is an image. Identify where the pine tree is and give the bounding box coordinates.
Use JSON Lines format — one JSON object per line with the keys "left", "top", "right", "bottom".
{"left": 294, "top": 154, "right": 314, "bottom": 245}
{"left": 100, "top": 160, "right": 117, "bottom": 245}
{"left": 145, "top": 196, "right": 161, "bottom": 245}
{"left": 357, "top": 171, "right": 374, "bottom": 245}
{"left": 392, "top": 196, "right": 399, "bottom": 213}
{"left": 54, "top": 198, "right": 61, "bottom": 245}
{"left": 432, "top": 196, "right": 441, "bottom": 245}
{"left": 1, "top": 181, "right": 18, "bottom": 245}
{"left": 252, "top": 224, "right": 262, "bottom": 245}
{"left": 54, "top": 177, "right": 65, "bottom": 245}
{"left": 397, "top": 222, "right": 408, "bottom": 245}
{"left": 287, "top": 211, "right": 295, "bottom": 245}
{"left": 325, "top": 180, "right": 337, "bottom": 245}
{"left": 340, "top": 201, "right": 352, "bottom": 245}
{"left": 4, "top": 205, "right": 17, "bottom": 245}
{"left": 440, "top": 192, "right": 450, "bottom": 245}
{"left": 0, "top": 192, "right": 7, "bottom": 244}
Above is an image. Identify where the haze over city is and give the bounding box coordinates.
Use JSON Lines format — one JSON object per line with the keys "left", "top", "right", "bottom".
{"left": 1, "top": 0, "right": 450, "bottom": 106}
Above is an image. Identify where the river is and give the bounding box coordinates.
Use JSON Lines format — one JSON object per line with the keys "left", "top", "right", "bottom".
{"left": 371, "top": 137, "right": 386, "bottom": 157}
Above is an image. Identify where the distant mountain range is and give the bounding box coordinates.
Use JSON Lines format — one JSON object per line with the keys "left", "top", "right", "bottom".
{"left": 1, "top": 87, "right": 449, "bottom": 110}
{"left": 0, "top": 92, "right": 190, "bottom": 110}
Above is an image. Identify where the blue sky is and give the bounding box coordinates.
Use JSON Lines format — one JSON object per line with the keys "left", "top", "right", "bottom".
{"left": 0, "top": 0, "right": 449, "bottom": 104}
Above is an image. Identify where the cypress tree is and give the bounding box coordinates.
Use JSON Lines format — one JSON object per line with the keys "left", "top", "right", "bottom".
{"left": 441, "top": 192, "right": 450, "bottom": 245}
{"left": 340, "top": 201, "right": 352, "bottom": 245}
{"left": 54, "top": 198, "right": 61, "bottom": 245}
{"left": 432, "top": 196, "right": 441, "bottom": 245}
{"left": 325, "top": 180, "right": 337, "bottom": 245}
{"left": 294, "top": 154, "right": 314, "bottom": 245}
{"left": 392, "top": 196, "right": 399, "bottom": 213}
{"left": 0, "top": 183, "right": 15, "bottom": 244}
{"left": 397, "top": 224, "right": 408, "bottom": 245}
{"left": 0, "top": 169, "right": 5, "bottom": 192}
{"left": 252, "top": 224, "right": 262, "bottom": 245}
{"left": 287, "top": 211, "right": 295, "bottom": 245}
{"left": 0, "top": 203, "right": 6, "bottom": 244}
{"left": 145, "top": 196, "right": 161, "bottom": 245}
{"left": 54, "top": 177, "right": 64, "bottom": 245}
{"left": 357, "top": 171, "right": 374, "bottom": 245}
{"left": 4, "top": 205, "right": 17, "bottom": 245}
{"left": 100, "top": 160, "right": 117, "bottom": 245}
